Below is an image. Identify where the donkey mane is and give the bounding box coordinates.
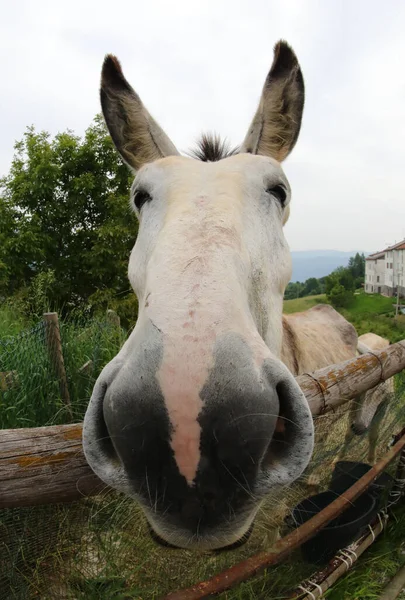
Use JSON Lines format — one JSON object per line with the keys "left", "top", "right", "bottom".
{"left": 190, "top": 133, "right": 239, "bottom": 162}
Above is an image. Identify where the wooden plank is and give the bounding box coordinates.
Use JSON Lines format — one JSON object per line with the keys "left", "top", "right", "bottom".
{"left": 0, "top": 423, "right": 105, "bottom": 507}
{"left": 1, "top": 339, "right": 404, "bottom": 508}
{"left": 298, "top": 339, "right": 405, "bottom": 415}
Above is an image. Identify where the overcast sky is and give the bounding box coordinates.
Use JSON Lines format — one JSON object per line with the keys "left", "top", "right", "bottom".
{"left": 1, "top": 0, "right": 404, "bottom": 252}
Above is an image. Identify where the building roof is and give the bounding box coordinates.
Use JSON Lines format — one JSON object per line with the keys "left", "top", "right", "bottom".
{"left": 366, "top": 239, "right": 405, "bottom": 260}
{"left": 366, "top": 251, "right": 386, "bottom": 261}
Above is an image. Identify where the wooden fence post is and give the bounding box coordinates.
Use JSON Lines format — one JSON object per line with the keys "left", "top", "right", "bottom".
{"left": 43, "top": 312, "right": 72, "bottom": 417}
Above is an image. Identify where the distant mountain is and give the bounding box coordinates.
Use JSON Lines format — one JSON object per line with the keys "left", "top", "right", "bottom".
{"left": 290, "top": 250, "right": 369, "bottom": 282}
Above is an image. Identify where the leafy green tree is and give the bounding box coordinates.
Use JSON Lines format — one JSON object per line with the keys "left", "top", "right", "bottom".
{"left": 348, "top": 252, "right": 366, "bottom": 288}
{"left": 328, "top": 283, "right": 354, "bottom": 308}
{"left": 325, "top": 267, "right": 355, "bottom": 296}
{"left": 325, "top": 266, "right": 355, "bottom": 307}
{"left": 301, "top": 277, "right": 322, "bottom": 297}
{"left": 0, "top": 116, "right": 138, "bottom": 319}
{"left": 284, "top": 281, "right": 302, "bottom": 300}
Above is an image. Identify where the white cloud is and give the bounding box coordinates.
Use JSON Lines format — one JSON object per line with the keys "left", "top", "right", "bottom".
{"left": 1, "top": 0, "right": 404, "bottom": 251}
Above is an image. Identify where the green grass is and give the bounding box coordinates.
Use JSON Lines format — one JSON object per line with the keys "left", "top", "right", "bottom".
{"left": 340, "top": 293, "right": 405, "bottom": 344}
{"left": 283, "top": 294, "right": 327, "bottom": 314}
{"left": 13, "top": 488, "right": 404, "bottom": 600}
{"left": 0, "top": 303, "right": 30, "bottom": 338}
{"left": 342, "top": 293, "right": 395, "bottom": 317}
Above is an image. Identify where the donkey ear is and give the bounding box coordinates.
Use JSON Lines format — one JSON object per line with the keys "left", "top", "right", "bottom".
{"left": 100, "top": 55, "right": 179, "bottom": 171}
{"left": 240, "top": 41, "right": 304, "bottom": 162}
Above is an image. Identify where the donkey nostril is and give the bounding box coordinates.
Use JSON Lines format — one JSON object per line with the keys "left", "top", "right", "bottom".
{"left": 274, "top": 415, "right": 286, "bottom": 434}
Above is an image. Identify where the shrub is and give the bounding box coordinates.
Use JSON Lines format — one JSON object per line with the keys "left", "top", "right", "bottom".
{"left": 328, "top": 284, "right": 354, "bottom": 308}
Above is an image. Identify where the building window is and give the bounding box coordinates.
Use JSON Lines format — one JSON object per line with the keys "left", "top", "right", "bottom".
{"left": 387, "top": 263, "right": 389, "bottom": 268}
{"left": 391, "top": 263, "right": 393, "bottom": 268}
{"left": 377, "top": 276, "right": 380, "bottom": 282}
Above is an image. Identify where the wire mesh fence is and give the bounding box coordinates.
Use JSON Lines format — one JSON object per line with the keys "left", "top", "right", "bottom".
{"left": 1, "top": 322, "right": 405, "bottom": 599}
{"left": 0, "top": 314, "right": 124, "bottom": 429}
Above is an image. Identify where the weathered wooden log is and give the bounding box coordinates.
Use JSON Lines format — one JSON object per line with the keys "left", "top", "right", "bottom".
{"left": 1, "top": 340, "right": 404, "bottom": 508}
{"left": 298, "top": 339, "right": 405, "bottom": 416}
{"left": 0, "top": 423, "right": 105, "bottom": 508}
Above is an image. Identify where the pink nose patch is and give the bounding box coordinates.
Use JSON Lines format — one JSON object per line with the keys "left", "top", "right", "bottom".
{"left": 158, "top": 357, "right": 206, "bottom": 485}
{"left": 157, "top": 314, "right": 215, "bottom": 484}
{"left": 170, "top": 419, "right": 203, "bottom": 484}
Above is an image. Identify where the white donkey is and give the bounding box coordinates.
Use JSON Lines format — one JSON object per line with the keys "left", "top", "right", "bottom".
{"left": 83, "top": 41, "right": 358, "bottom": 550}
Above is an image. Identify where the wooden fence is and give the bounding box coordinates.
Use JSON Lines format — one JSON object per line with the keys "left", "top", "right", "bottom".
{"left": 0, "top": 339, "right": 404, "bottom": 509}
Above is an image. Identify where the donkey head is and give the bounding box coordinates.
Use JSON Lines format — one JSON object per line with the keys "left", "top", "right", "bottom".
{"left": 83, "top": 41, "right": 314, "bottom": 550}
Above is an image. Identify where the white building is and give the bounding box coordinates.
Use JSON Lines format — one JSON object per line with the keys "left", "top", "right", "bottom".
{"left": 365, "top": 239, "right": 405, "bottom": 297}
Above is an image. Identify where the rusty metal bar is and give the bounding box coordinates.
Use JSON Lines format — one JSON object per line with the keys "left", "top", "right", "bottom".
{"left": 162, "top": 431, "right": 405, "bottom": 600}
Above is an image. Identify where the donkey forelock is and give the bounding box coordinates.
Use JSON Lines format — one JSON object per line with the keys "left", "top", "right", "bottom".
{"left": 189, "top": 134, "right": 239, "bottom": 163}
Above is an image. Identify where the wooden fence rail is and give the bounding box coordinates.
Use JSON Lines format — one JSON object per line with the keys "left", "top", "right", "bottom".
{"left": 1, "top": 340, "right": 404, "bottom": 509}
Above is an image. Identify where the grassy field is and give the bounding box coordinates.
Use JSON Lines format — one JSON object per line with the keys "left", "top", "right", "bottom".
{"left": 282, "top": 293, "right": 327, "bottom": 314}
{"left": 340, "top": 294, "right": 405, "bottom": 343}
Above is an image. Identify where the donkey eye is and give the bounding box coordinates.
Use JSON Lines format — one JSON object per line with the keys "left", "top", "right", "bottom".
{"left": 133, "top": 189, "right": 152, "bottom": 211}
{"left": 267, "top": 185, "right": 287, "bottom": 207}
